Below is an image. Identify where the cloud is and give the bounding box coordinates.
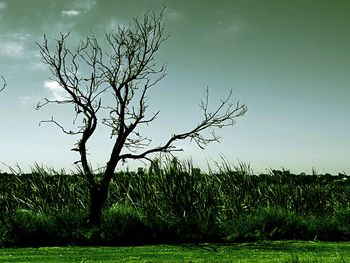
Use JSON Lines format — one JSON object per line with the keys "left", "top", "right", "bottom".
{"left": 107, "top": 18, "right": 126, "bottom": 31}
{"left": 19, "top": 95, "right": 35, "bottom": 107}
{"left": 73, "top": 0, "right": 96, "bottom": 12}
{"left": 44, "top": 80, "right": 67, "bottom": 101}
{"left": 41, "top": 21, "right": 75, "bottom": 36}
{"left": 4, "top": 32, "right": 31, "bottom": 41}
{"left": 0, "top": 33, "right": 31, "bottom": 58}
{"left": 0, "top": 42, "right": 25, "bottom": 57}
{"left": 0, "top": 2, "right": 7, "bottom": 11}
{"left": 167, "top": 10, "right": 184, "bottom": 21}
{"left": 218, "top": 20, "right": 244, "bottom": 37}
{"left": 30, "top": 61, "right": 47, "bottom": 71}
{"left": 201, "top": 18, "right": 245, "bottom": 42}
{"left": 60, "top": 0, "right": 96, "bottom": 18}
{"left": 62, "top": 10, "right": 80, "bottom": 16}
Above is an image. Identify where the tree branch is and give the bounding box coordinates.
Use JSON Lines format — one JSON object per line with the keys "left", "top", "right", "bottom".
{"left": 119, "top": 89, "right": 247, "bottom": 161}
{"left": 36, "top": 7, "right": 247, "bottom": 199}
{"left": 39, "top": 117, "right": 80, "bottom": 135}
{"left": 0, "top": 76, "right": 7, "bottom": 93}
{"left": 36, "top": 7, "right": 247, "bottom": 226}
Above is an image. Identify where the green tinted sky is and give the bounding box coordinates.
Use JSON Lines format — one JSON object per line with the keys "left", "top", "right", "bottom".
{"left": 0, "top": 0, "right": 349, "bottom": 174}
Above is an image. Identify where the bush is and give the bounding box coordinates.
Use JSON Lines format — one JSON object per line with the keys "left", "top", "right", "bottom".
{"left": 100, "top": 204, "right": 151, "bottom": 244}
{"left": 306, "top": 215, "right": 344, "bottom": 241}
{"left": 333, "top": 208, "right": 350, "bottom": 238}
{"left": 2, "top": 209, "right": 89, "bottom": 246}
{"left": 2, "top": 160, "right": 350, "bottom": 246}
{"left": 5, "top": 209, "right": 58, "bottom": 246}
{"left": 227, "top": 208, "right": 307, "bottom": 241}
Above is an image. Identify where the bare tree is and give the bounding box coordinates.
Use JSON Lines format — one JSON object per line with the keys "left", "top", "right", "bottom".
{"left": 36, "top": 9, "right": 247, "bottom": 226}
{"left": 0, "top": 76, "right": 6, "bottom": 93}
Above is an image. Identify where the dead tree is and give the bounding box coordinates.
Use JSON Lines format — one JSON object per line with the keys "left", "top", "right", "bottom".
{"left": 36, "top": 10, "right": 247, "bottom": 226}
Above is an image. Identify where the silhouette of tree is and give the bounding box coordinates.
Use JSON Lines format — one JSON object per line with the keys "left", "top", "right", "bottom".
{"left": 0, "top": 76, "right": 6, "bottom": 93}
{"left": 36, "top": 9, "right": 247, "bottom": 226}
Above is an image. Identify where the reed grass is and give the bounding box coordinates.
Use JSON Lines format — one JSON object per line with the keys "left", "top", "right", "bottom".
{"left": 1, "top": 158, "right": 350, "bottom": 245}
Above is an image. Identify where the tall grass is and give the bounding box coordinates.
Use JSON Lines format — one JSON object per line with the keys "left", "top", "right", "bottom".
{"left": 108, "top": 158, "right": 350, "bottom": 241}
{"left": 1, "top": 158, "right": 350, "bottom": 245}
{"left": 0, "top": 163, "right": 88, "bottom": 216}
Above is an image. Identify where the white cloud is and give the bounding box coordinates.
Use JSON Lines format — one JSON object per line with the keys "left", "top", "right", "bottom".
{"left": 19, "top": 96, "right": 34, "bottom": 107}
{"left": 8, "top": 33, "right": 31, "bottom": 41}
{"left": 107, "top": 18, "right": 126, "bottom": 31}
{"left": 0, "top": 33, "right": 31, "bottom": 58}
{"left": 218, "top": 19, "right": 244, "bottom": 37}
{"left": 30, "top": 61, "right": 47, "bottom": 71}
{"left": 0, "top": 2, "right": 7, "bottom": 11}
{"left": 201, "top": 18, "right": 245, "bottom": 42}
{"left": 41, "top": 21, "right": 75, "bottom": 36}
{"left": 167, "top": 10, "right": 184, "bottom": 21}
{"left": 62, "top": 10, "right": 80, "bottom": 16}
{"left": 60, "top": 0, "right": 96, "bottom": 18}
{"left": 44, "top": 80, "right": 67, "bottom": 101}
{"left": 216, "top": 13, "right": 245, "bottom": 38}
{"left": 75, "top": 0, "right": 96, "bottom": 12}
{"left": 0, "top": 42, "right": 25, "bottom": 57}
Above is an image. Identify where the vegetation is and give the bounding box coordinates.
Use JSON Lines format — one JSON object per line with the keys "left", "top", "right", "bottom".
{"left": 0, "top": 241, "right": 349, "bottom": 262}
{"left": 1, "top": 158, "right": 350, "bottom": 247}
{"left": 35, "top": 8, "right": 246, "bottom": 226}
{"left": 1, "top": 8, "right": 347, "bottom": 263}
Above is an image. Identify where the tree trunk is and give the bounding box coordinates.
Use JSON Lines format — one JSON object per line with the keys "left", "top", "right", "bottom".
{"left": 87, "top": 159, "right": 119, "bottom": 227}
{"left": 88, "top": 185, "right": 109, "bottom": 227}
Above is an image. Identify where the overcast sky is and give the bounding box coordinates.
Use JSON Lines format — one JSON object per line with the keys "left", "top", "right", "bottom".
{"left": 0, "top": 0, "right": 349, "bottom": 174}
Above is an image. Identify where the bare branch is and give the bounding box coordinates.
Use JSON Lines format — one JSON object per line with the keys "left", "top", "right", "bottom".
{"left": 36, "top": 7, "right": 246, "bottom": 226}
{"left": 39, "top": 117, "right": 80, "bottom": 135}
{"left": 119, "top": 89, "right": 247, "bottom": 161}
{"left": 0, "top": 76, "right": 7, "bottom": 93}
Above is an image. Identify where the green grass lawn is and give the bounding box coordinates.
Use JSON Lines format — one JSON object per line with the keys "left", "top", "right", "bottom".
{"left": 0, "top": 241, "right": 349, "bottom": 262}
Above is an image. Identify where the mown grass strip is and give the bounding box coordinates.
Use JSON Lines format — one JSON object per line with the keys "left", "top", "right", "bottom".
{"left": 0, "top": 241, "right": 349, "bottom": 262}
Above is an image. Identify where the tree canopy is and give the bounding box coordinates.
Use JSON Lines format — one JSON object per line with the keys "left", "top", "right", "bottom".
{"left": 36, "top": 9, "right": 247, "bottom": 226}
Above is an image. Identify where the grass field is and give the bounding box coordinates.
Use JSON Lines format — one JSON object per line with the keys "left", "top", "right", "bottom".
{"left": 0, "top": 241, "right": 349, "bottom": 262}
{"left": 1, "top": 161, "right": 350, "bottom": 246}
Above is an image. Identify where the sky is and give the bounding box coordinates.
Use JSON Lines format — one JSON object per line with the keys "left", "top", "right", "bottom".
{"left": 0, "top": 0, "right": 349, "bottom": 174}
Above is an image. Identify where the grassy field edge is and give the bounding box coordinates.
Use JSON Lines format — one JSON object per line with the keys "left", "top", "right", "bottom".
{"left": 0, "top": 241, "right": 349, "bottom": 262}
